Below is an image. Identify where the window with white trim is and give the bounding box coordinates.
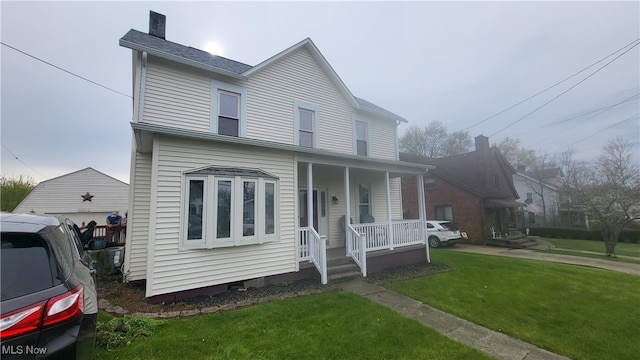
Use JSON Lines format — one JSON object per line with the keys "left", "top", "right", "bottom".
{"left": 182, "top": 167, "right": 277, "bottom": 249}
{"left": 211, "top": 81, "right": 246, "bottom": 137}
{"left": 294, "top": 100, "right": 319, "bottom": 148}
{"left": 355, "top": 121, "right": 369, "bottom": 156}
{"left": 218, "top": 91, "right": 240, "bottom": 136}
{"left": 434, "top": 206, "right": 453, "bottom": 221}
{"left": 358, "top": 183, "right": 373, "bottom": 223}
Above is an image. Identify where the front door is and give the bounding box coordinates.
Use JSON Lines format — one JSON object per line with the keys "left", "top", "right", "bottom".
{"left": 299, "top": 189, "right": 328, "bottom": 238}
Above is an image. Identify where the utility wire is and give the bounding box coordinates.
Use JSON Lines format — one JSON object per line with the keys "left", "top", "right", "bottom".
{"left": 1, "top": 42, "right": 131, "bottom": 99}
{"left": 1, "top": 143, "right": 48, "bottom": 178}
{"left": 504, "top": 92, "right": 640, "bottom": 139}
{"left": 488, "top": 41, "right": 640, "bottom": 138}
{"left": 460, "top": 38, "right": 640, "bottom": 132}
{"left": 559, "top": 113, "right": 640, "bottom": 150}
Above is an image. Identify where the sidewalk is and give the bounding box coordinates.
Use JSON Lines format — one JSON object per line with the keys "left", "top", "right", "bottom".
{"left": 446, "top": 243, "right": 640, "bottom": 276}
{"left": 340, "top": 279, "right": 569, "bottom": 360}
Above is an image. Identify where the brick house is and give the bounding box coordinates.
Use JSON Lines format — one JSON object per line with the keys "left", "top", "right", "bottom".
{"left": 400, "top": 135, "right": 521, "bottom": 244}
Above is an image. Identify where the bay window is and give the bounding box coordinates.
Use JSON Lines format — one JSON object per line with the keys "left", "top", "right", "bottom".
{"left": 182, "top": 167, "right": 278, "bottom": 249}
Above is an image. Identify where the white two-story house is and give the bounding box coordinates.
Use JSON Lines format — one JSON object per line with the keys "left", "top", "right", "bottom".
{"left": 121, "top": 11, "right": 431, "bottom": 302}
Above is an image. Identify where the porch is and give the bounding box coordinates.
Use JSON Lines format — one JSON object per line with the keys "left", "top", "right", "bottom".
{"left": 298, "top": 220, "right": 430, "bottom": 282}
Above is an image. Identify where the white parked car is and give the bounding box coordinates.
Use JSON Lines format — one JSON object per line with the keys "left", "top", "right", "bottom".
{"left": 426, "top": 220, "right": 461, "bottom": 248}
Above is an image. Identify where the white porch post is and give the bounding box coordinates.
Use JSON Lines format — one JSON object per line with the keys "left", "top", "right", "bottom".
{"left": 344, "top": 167, "right": 351, "bottom": 257}
{"left": 307, "top": 163, "right": 313, "bottom": 233}
{"left": 385, "top": 171, "right": 394, "bottom": 250}
{"left": 417, "top": 174, "right": 430, "bottom": 263}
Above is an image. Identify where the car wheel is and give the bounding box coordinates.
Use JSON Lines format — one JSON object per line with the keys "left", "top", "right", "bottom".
{"left": 428, "top": 236, "right": 440, "bottom": 248}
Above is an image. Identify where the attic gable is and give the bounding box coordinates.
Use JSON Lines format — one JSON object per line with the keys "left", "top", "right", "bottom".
{"left": 243, "top": 38, "right": 359, "bottom": 108}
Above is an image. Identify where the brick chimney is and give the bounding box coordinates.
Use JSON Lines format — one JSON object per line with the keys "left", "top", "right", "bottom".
{"left": 475, "top": 135, "right": 491, "bottom": 187}
{"left": 149, "top": 11, "right": 166, "bottom": 39}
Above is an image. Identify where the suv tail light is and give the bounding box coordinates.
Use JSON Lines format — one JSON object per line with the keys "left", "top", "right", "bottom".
{"left": 438, "top": 228, "right": 450, "bottom": 232}
{"left": 0, "top": 302, "right": 45, "bottom": 339}
{"left": 0, "top": 285, "right": 84, "bottom": 340}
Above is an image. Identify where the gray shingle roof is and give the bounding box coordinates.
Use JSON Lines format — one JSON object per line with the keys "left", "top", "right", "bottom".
{"left": 120, "top": 29, "right": 253, "bottom": 75}
{"left": 355, "top": 97, "right": 407, "bottom": 123}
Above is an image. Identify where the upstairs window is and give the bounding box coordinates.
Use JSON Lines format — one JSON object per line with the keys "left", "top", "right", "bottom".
{"left": 355, "top": 121, "right": 369, "bottom": 156}
{"left": 294, "top": 100, "right": 319, "bottom": 148}
{"left": 211, "top": 81, "right": 246, "bottom": 137}
{"left": 218, "top": 91, "right": 240, "bottom": 137}
{"left": 299, "top": 109, "right": 315, "bottom": 147}
{"left": 424, "top": 178, "right": 436, "bottom": 190}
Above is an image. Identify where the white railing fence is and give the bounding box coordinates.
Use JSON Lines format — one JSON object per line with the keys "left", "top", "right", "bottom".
{"left": 299, "top": 227, "right": 327, "bottom": 284}
{"left": 300, "top": 220, "right": 429, "bottom": 283}
{"left": 298, "top": 227, "right": 310, "bottom": 261}
{"left": 347, "top": 224, "right": 367, "bottom": 277}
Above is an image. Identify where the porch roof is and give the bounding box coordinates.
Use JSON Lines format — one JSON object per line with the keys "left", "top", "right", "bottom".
{"left": 132, "top": 122, "right": 431, "bottom": 176}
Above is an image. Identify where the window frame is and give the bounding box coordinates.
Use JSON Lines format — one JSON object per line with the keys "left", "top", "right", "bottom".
{"left": 354, "top": 120, "right": 369, "bottom": 156}
{"left": 357, "top": 183, "right": 372, "bottom": 223}
{"left": 181, "top": 171, "right": 278, "bottom": 250}
{"left": 211, "top": 80, "right": 247, "bottom": 137}
{"left": 294, "top": 100, "right": 319, "bottom": 148}
{"left": 424, "top": 178, "right": 436, "bottom": 191}
{"left": 434, "top": 205, "right": 453, "bottom": 221}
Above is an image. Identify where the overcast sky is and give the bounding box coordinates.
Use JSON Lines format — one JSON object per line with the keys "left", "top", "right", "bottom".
{"left": 2, "top": 1, "right": 639, "bottom": 184}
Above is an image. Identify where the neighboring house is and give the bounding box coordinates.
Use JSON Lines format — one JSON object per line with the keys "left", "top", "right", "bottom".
{"left": 13, "top": 167, "right": 129, "bottom": 226}
{"left": 513, "top": 167, "right": 562, "bottom": 226}
{"left": 401, "top": 136, "right": 521, "bottom": 244}
{"left": 120, "top": 12, "right": 430, "bottom": 302}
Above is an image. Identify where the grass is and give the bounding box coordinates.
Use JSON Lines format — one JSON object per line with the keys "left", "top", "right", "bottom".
{"left": 97, "top": 291, "right": 492, "bottom": 360}
{"left": 542, "top": 237, "right": 640, "bottom": 258}
{"left": 387, "top": 250, "right": 640, "bottom": 360}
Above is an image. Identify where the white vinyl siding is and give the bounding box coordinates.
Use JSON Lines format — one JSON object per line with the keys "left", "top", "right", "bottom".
{"left": 143, "top": 57, "right": 211, "bottom": 132}
{"left": 243, "top": 47, "right": 353, "bottom": 153}
{"left": 360, "top": 115, "right": 398, "bottom": 160}
{"left": 13, "top": 168, "right": 129, "bottom": 226}
{"left": 124, "top": 152, "right": 152, "bottom": 281}
{"left": 146, "top": 136, "right": 296, "bottom": 297}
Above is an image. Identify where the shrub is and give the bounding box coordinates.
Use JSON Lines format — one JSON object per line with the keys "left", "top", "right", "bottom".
{"left": 97, "top": 316, "right": 165, "bottom": 349}
{"left": 529, "top": 227, "right": 640, "bottom": 243}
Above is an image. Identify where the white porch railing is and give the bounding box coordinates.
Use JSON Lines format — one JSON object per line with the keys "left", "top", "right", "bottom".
{"left": 346, "top": 224, "right": 367, "bottom": 277}
{"left": 351, "top": 220, "right": 425, "bottom": 250}
{"left": 298, "top": 227, "right": 327, "bottom": 284}
{"left": 299, "top": 220, "right": 428, "bottom": 283}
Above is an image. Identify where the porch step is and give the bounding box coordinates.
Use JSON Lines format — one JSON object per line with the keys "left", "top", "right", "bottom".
{"left": 327, "top": 262, "right": 362, "bottom": 281}
{"left": 486, "top": 236, "right": 539, "bottom": 249}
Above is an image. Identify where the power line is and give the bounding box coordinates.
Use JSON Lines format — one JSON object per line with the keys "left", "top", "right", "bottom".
{"left": 459, "top": 38, "right": 640, "bottom": 133}
{"left": 488, "top": 41, "right": 640, "bottom": 138}
{"left": 1, "top": 42, "right": 131, "bottom": 99}
{"left": 559, "top": 113, "right": 640, "bottom": 150}
{"left": 1, "top": 143, "right": 48, "bottom": 178}
{"left": 504, "top": 92, "right": 640, "bottom": 140}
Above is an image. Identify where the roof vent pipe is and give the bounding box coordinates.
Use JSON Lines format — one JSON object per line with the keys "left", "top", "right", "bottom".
{"left": 149, "top": 11, "right": 166, "bottom": 39}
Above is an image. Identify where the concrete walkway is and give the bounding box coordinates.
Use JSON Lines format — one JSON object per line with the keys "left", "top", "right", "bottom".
{"left": 447, "top": 243, "right": 640, "bottom": 276}
{"left": 341, "top": 279, "right": 569, "bottom": 360}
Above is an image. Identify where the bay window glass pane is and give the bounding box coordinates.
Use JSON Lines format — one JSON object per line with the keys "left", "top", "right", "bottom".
{"left": 217, "top": 180, "right": 232, "bottom": 238}
{"left": 219, "top": 92, "right": 239, "bottom": 118}
{"left": 299, "top": 109, "right": 313, "bottom": 130}
{"left": 187, "top": 180, "right": 204, "bottom": 240}
{"left": 299, "top": 131, "right": 313, "bottom": 147}
{"left": 265, "top": 183, "right": 275, "bottom": 234}
{"left": 243, "top": 181, "right": 255, "bottom": 236}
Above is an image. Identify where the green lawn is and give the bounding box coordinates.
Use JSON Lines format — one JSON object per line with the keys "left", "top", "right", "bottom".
{"left": 542, "top": 237, "right": 640, "bottom": 258}
{"left": 387, "top": 250, "right": 640, "bottom": 360}
{"left": 97, "top": 291, "right": 491, "bottom": 360}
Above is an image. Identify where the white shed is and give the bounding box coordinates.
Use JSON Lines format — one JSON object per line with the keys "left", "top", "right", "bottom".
{"left": 13, "top": 167, "right": 129, "bottom": 226}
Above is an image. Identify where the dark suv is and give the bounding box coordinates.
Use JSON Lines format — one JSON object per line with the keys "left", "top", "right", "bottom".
{"left": 1, "top": 214, "right": 98, "bottom": 359}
